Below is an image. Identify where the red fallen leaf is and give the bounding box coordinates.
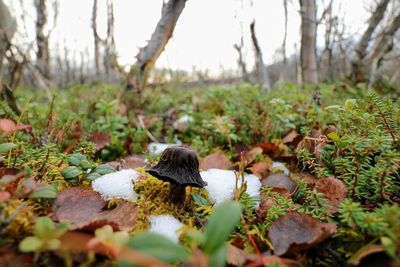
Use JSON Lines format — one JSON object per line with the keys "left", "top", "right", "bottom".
{"left": 269, "top": 212, "right": 336, "bottom": 256}
{"left": 314, "top": 177, "right": 347, "bottom": 213}
{"left": 120, "top": 155, "right": 146, "bottom": 169}
{"left": 0, "top": 119, "right": 17, "bottom": 134}
{"left": 200, "top": 151, "right": 231, "bottom": 171}
{"left": 244, "top": 147, "right": 263, "bottom": 165}
{"left": 0, "top": 119, "right": 31, "bottom": 134}
{"left": 89, "top": 132, "right": 111, "bottom": 151}
{"left": 0, "top": 191, "right": 11, "bottom": 203}
{"left": 257, "top": 142, "right": 279, "bottom": 155}
{"left": 53, "top": 188, "right": 138, "bottom": 231}
{"left": 251, "top": 158, "right": 273, "bottom": 179}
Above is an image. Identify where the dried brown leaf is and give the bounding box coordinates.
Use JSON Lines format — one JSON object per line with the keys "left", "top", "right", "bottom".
{"left": 315, "top": 177, "right": 347, "bottom": 213}
{"left": 0, "top": 167, "right": 25, "bottom": 194}
{"left": 89, "top": 132, "right": 111, "bottom": 151}
{"left": 121, "top": 155, "right": 146, "bottom": 169}
{"left": 226, "top": 244, "right": 258, "bottom": 267}
{"left": 251, "top": 158, "right": 272, "bottom": 179}
{"left": 261, "top": 174, "right": 297, "bottom": 194}
{"left": 269, "top": 212, "right": 336, "bottom": 256}
{"left": 244, "top": 147, "right": 263, "bottom": 165}
{"left": 200, "top": 151, "right": 231, "bottom": 170}
{"left": 282, "top": 130, "right": 301, "bottom": 144}
{"left": 53, "top": 188, "right": 138, "bottom": 231}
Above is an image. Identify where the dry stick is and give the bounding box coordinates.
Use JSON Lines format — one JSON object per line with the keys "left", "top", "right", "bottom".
{"left": 135, "top": 115, "right": 159, "bottom": 143}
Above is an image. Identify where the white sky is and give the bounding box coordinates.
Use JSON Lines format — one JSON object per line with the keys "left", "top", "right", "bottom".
{"left": 7, "top": 0, "right": 372, "bottom": 74}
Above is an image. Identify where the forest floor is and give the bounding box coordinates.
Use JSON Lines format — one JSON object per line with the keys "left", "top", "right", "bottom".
{"left": 0, "top": 82, "right": 399, "bottom": 267}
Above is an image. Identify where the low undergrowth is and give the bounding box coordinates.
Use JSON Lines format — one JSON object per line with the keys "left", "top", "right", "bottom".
{"left": 0, "top": 82, "right": 399, "bottom": 266}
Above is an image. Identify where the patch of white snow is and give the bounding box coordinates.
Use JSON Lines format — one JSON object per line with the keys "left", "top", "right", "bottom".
{"left": 147, "top": 143, "right": 178, "bottom": 155}
{"left": 149, "top": 215, "right": 184, "bottom": 243}
{"left": 200, "top": 169, "right": 261, "bottom": 204}
{"left": 271, "top": 161, "right": 290, "bottom": 175}
{"left": 92, "top": 169, "right": 140, "bottom": 201}
{"left": 173, "top": 115, "right": 193, "bottom": 128}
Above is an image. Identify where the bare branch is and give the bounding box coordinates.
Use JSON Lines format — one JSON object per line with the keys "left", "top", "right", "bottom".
{"left": 136, "top": 0, "right": 187, "bottom": 88}
{"left": 250, "top": 21, "right": 270, "bottom": 91}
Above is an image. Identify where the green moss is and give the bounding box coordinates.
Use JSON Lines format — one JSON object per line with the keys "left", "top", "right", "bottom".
{"left": 131, "top": 175, "right": 210, "bottom": 234}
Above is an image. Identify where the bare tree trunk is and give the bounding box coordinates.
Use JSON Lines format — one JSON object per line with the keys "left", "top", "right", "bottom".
{"left": 0, "top": 0, "right": 16, "bottom": 74}
{"left": 92, "top": 0, "right": 100, "bottom": 76}
{"left": 351, "top": 0, "right": 390, "bottom": 82}
{"left": 35, "top": 0, "right": 51, "bottom": 78}
{"left": 364, "top": 12, "right": 400, "bottom": 67}
{"left": 135, "top": 0, "right": 187, "bottom": 90}
{"left": 282, "top": 0, "right": 288, "bottom": 64}
{"left": 234, "top": 38, "right": 250, "bottom": 83}
{"left": 250, "top": 21, "right": 270, "bottom": 91}
{"left": 299, "top": 0, "right": 318, "bottom": 84}
{"left": 104, "top": 0, "right": 116, "bottom": 81}
{"left": 366, "top": 12, "right": 400, "bottom": 87}
{"left": 321, "top": 0, "right": 334, "bottom": 81}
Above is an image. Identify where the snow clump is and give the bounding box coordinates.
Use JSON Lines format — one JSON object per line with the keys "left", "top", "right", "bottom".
{"left": 149, "top": 215, "right": 184, "bottom": 243}
{"left": 200, "top": 169, "right": 261, "bottom": 204}
{"left": 92, "top": 169, "right": 140, "bottom": 201}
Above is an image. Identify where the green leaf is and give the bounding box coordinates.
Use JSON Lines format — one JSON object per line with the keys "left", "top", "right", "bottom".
{"left": 208, "top": 244, "right": 227, "bottom": 267}
{"left": 327, "top": 132, "right": 340, "bottom": 142}
{"left": 381, "top": 236, "right": 396, "bottom": 258}
{"left": 344, "top": 99, "right": 356, "bottom": 110}
{"left": 61, "top": 166, "right": 81, "bottom": 179}
{"left": 126, "top": 232, "right": 188, "bottom": 263}
{"left": 94, "top": 164, "right": 115, "bottom": 175}
{"left": 29, "top": 184, "right": 58, "bottom": 199}
{"left": 19, "top": 237, "right": 43, "bottom": 252}
{"left": 325, "top": 105, "right": 342, "bottom": 110}
{"left": 116, "top": 261, "right": 136, "bottom": 267}
{"left": 79, "top": 159, "right": 92, "bottom": 170}
{"left": 191, "top": 193, "right": 209, "bottom": 206}
{"left": 203, "top": 200, "right": 242, "bottom": 254}
{"left": 34, "top": 217, "right": 56, "bottom": 239}
{"left": 44, "top": 239, "right": 61, "bottom": 250}
{"left": 86, "top": 172, "right": 101, "bottom": 181}
{"left": 0, "top": 142, "right": 17, "bottom": 154}
{"left": 68, "top": 153, "right": 87, "bottom": 166}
